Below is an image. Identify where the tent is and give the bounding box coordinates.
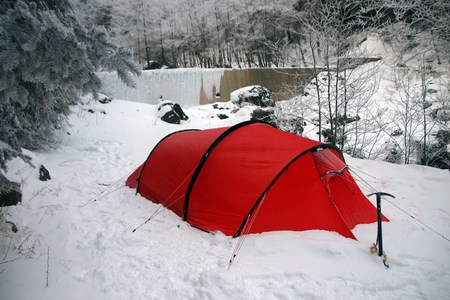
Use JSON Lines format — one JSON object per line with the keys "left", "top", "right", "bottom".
{"left": 126, "top": 121, "right": 387, "bottom": 239}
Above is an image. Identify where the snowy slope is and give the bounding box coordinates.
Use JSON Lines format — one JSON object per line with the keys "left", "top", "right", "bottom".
{"left": 1, "top": 99, "right": 449, "bottom": 300}
{"left": 298, "top": 34, "right": 449, "bottom": 162}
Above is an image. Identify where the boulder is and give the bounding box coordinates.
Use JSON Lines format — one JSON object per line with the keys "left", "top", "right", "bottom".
{"left": 98, "top": 93, "right": 112, "bottom": 104}
{"left": 158, "top": 101, "right": 189, "bottom": 124}
{"left": 39, "top": 165, "right": 51, "bottom": 181}
{"left": 251, "top": 108, "right": 274, "bottom": 123}
{"left": 0, "top": 189, "right": 21, "bottom": 206}
{"left": 230, "top": 85, "right": 275, "bottom": 108}
{"left": 144, "top": 60, "right": 168, "bottom": 70}
{"left": 0, "top": 176, "right": 21, "bottom": 207}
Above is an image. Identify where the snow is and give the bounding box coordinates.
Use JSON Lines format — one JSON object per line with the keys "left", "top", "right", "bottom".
{"left": 98, "top": 68, "right": 225, "bottom": 107}
{"left": 297, "top": 33, "right": 449, "bottom": 163}
{"left": 1, "top": 95, "right": 449, "bottom": 300}
{"left": 230, "top": 85, "right": 263, "bottom": 102}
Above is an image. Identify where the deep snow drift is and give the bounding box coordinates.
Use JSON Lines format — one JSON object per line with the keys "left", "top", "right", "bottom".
{"left": 1, "top": 98, "right": 449, "bottom": 300}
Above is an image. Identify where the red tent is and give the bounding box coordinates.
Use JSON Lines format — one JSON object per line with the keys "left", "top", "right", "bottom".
{"left": 126, "top": 121, "right": 387, "bottom": 239}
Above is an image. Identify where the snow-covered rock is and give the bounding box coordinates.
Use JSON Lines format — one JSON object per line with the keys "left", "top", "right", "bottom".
{"left": 157, "top": 100, "right": 189, "bottom": 124}
{"left": 230, "top": 85, "right": 275, "bottom": 108}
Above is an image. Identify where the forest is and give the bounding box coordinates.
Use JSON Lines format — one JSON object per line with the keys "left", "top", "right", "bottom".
{"left": 72, "top": 0, "right": 449, "bottom": 69}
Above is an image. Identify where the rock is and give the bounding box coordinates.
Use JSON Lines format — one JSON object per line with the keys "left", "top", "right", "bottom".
{"left": 335, "top": 114, "right": 360, "bottom": 125}
{"left": 6, "top": 221, "right": 18, "bottom": 233}
{"left": 321, "top": 128, "right": 334, "bottom": 143}
{"left": 390, "top": 129, "right": 403, "bottom": 137}
{"left": 0, "top": 175, "right": 21, "bottom": 207}
{"left": 39, "top": 165, "right": 51, "bottom": 181}
{"left": 98, "top": 93, "right": 112, "bottom": 104}
{"left": 212, "top": 103, "right": 226, "bottom": 110}
{"left": 216, "top": 114, "right": 229, "bottom": 119}
{"left": 161, "top": 111, "right": 180, "bottom": 124}
{"left": 86, "top": 108, "right": 105, "bottom": 114}
{"left": 158, "top": 101, "right": 189, "bottom": 124}
{"left": 144, "top": 60, "right": 168, "bottom": 70}
{"left": 230, "top": 85, "right": 275, "bottom": 108}
{"left": 251, "top": 108, "right": 274, "bottom": 123}
{"left": 0, "top": 189, "right": 21, "bottom": 207}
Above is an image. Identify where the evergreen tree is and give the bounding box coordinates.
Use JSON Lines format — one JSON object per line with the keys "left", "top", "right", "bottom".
{"left": 0, "top": 0, "right": 141, "bottom": 193}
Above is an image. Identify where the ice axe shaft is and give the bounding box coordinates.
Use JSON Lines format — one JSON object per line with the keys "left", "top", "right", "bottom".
{"left": 367, "top": 192, "right": 395, "bottom": 257}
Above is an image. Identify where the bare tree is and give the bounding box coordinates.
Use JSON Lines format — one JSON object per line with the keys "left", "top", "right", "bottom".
{"left": 295, "top": 0, "right": 370, "bottom": 145}
{"left": 385, "top": 67, "right": 424, "bottom": 164}
{"left": 339, "top": 60, "right": 382, "bottom": 156}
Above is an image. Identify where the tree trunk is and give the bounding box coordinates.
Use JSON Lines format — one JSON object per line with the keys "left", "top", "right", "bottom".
{"left": 309, "top": 31, "right": 322, "bottom": 142}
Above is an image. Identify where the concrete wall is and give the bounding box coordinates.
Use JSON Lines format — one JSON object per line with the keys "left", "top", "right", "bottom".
{"left": 99, "top": 68, "right": 315, "bottom": 107}
{"left": 201, "top": 68, "right": 317, "bottom": 104}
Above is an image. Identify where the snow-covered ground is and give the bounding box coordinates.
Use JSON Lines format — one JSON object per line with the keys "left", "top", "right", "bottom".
{"left": 1, "top": 97, "right": 449, "bottom": 300}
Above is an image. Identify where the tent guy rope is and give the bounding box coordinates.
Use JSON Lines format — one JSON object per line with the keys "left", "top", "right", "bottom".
{"left": 383, "top": 197, "right": 450, "bottom": 243}
{"left": 132, "top": 167, "right": 196, "bottom": 233}
{"left": 132, "top": 194, "right": 185, "bottom": 233}
{"left": 79, "top": 171, "right": 132, "bottom": 207}
{"left": 228, "top": 193, "right": 267, "bottom": 270}
{"left": 350, "top": 167, "right": 450, "bottom": 243}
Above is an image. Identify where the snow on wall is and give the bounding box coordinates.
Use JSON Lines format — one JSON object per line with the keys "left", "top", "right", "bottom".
{"left": 98, "top": 68, "right": 224, "bottom": 107}
{"left": 99, "top": 68, "right": 316, "bottom": 107}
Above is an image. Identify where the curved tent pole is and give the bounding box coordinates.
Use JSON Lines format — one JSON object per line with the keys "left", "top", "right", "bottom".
{"left": 234, "top": 144, "right": 343, "bottom": 237}
{"left": 182, "top": 120, "right": 276, "bottom": 221}
{"left": 135, "top": 129, "right": 200, "bottom": 195}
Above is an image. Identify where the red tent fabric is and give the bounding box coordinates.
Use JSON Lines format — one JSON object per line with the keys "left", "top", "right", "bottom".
{"left": 126, "top": 121, "right": 387, "bottom": 239}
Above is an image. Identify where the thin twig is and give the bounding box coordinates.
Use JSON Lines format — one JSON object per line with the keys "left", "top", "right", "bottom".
{"left": 3, "top": 235, "right": 13, "bottom": 261}
{"left": 29, "top": 186, "right": 50, "bottom": 202}
{"left": 17, "top": 232, "right": 33, "bottom": 251}
{"left": 46, "top": 246, "right": 50, "bottom": 287}
{"left": 0, "top": 257, "right": 21, "bottom": 265}
{"left": 39, "top": 208, "right": 48, "bottom": 224}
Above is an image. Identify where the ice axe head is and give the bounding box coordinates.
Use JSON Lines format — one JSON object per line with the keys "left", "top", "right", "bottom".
{"left": 367, "top": 192, "right": 396, "bottom": 199}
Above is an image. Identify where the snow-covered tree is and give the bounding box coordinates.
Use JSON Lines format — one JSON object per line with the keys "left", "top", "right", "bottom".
{"left": 0, "top": 0, "right": 141, "bottom": 193}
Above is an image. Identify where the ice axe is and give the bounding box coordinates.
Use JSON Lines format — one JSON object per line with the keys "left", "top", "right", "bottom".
{"left": 367, "top": 192, "right": 395, "bottom": 266}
